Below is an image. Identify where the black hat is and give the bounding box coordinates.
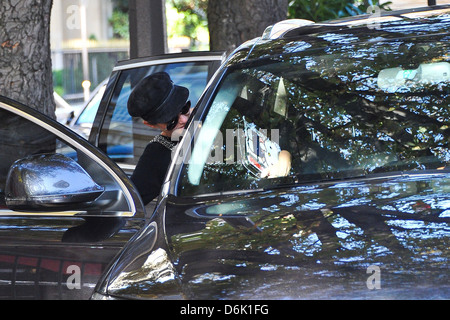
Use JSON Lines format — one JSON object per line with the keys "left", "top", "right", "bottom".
{"left": 127, "top": 72, "right": 189, "bottom": 124}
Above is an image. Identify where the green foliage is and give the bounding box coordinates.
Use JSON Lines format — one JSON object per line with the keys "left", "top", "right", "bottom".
{"left": 167, "top": 0, "right": 209, "bottom": 50}
{"left": 52, "top": 70, "right": 65, "bottom": 96}
{"left": 107, "top": 0, "right": 394, "bottom": 46}
{"left": 109, "top": 9, "right": 129, "bottom": 39}
{"left": 167, "top": 5, "right": 206, "bottom": 38}
{"left": 288, "top": 0, "right": 392, "bottom": 22}
{"left": 108, "top": 0, "right": 210, "bottom": 48}
{"left": 170, "top": 0, "right": 208, "bottom": 14}
{"left": 109, "top": 0, "right": 129, "bottom": 39}
{"left": 111, "top": 0, "right": 129, "bottom": 13}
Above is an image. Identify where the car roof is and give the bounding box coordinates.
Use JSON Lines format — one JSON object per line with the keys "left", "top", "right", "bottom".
{"left": 227, "top": 4, "right": 450, "bottom": 65}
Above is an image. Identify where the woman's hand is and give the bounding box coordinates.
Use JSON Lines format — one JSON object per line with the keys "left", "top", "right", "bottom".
{"left": 261, "top": 150, "right": 292, "bottom": 178}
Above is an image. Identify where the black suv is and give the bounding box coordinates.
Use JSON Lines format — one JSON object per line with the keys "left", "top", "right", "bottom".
{"left": 0, "top": 6, "right": 448, "bottom": 300}
{"left": 93, "top": 6, "right": 450, "bottom": 300}
{"left": 0, "top": 51, "right": 223, "bottom": 300}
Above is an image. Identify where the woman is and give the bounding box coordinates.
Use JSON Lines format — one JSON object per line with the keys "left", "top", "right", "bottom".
{"left": 127, "top": 72, "right": 191, "bottom": 205}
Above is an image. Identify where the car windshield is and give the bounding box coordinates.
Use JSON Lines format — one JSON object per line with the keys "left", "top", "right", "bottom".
{"left": 179, "top": 30, "right": 450, "bottom": 196}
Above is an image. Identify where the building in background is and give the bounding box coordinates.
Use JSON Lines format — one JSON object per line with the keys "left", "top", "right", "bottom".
{"left": 50, "top": 0, "right": 448, "bottom": 104}
{"left": 51, "top": 0, "right": 129, "bottom": 104}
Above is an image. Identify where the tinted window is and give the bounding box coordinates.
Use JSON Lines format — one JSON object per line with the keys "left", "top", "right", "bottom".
{"left": 98, "top": 61, "right": 212, "bottom": 168}
{"left": 0, "top": 105, "right": 131, "bottom": 214}
{"left": 76, "top": 85, "right": 106, "bottom": 125}
{"left": 71, "top": 84, "right": 107, "bottom": 139}
{"left": 179, "top": 36, "right": 450, "bottom": 196}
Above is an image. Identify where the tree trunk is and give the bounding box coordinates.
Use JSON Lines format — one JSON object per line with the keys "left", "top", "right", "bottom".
{"left": 0, "top": 0, "right": 55, "bottom": 118}
{"left": 129, "top": 0, "right": 167, "bottom": 58}
{"left": 207, "top": 0, "right": 288, "bottom": 53}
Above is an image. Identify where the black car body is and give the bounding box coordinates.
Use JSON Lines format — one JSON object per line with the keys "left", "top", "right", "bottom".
{"left": 0, "top": 6, "right": 448, "bottom": 300}
{"left": 0, "top": 51, "right": 223, "bottom": 299}
{"left": 92, "top": 6, "right": 450, "bottom": 300}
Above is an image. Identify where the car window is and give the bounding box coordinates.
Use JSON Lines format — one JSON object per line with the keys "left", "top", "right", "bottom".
{"left": 76, "top": 84, "right": 106, "bottom": 125}
{"left": 98, "top": 61, "right": 213, "bottom": 169}
{"left": 71, "top": 84, "right": 107, "bottom": 139}
{"left": 0, "top": 103, "right": 133, "bottom": 215}
{"left": 178, "top": 36, "right": 450, "bottom": 196}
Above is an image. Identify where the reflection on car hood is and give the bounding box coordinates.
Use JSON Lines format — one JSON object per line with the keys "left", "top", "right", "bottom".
{"left": 229, "top": 6, "right": 450, "bottom": 66}
{"left": 165, "top": 171, "right": 449, "bottom": 299}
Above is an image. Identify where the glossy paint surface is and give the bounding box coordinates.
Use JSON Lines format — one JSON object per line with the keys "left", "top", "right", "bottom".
{"left": 97, "top": 7, "right": 450, "bottom": 300}
{"left": 0, "top": 216, "right": 143, "bottom": 299}
{"left": 169, "top": 173, "right": 449, "bottom": 299}
{"left": 103, "top": 172, "right": 449, "bottom": 299}
{"left": 0, "top": 96, "right": 146, "bottom": 299}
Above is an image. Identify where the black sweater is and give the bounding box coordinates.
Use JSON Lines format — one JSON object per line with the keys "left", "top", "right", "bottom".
{"left": 131, "top": 137, "right": 174, "bottom": 205}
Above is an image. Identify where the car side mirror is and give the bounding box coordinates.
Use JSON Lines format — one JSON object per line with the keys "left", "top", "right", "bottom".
{"left": 5, "top": 153, "right": 104, "bottom": 211}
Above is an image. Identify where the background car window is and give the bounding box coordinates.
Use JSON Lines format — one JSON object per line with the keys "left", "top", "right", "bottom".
{"left": 71, "top": 82, "right": 107, "bottom": 139}
{"left": 0, "top": 106, "right": 131, "bottom": 214}
{"left": 179, "top": 38, "right": 450, "bottom": 197}
{"left": 98, "top": 62, "right": 211, "bottom": 168}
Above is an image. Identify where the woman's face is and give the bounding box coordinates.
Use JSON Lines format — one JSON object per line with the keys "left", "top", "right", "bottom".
{"left": 170, "top": 108, "right": 192, "bottom": 134}
{"left": 144, "top": 107, "right": 193, "bottom": 137}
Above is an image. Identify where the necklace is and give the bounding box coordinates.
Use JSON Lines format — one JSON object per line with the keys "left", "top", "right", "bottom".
{"left": 151, "top": 134, "right": 177, "bottom": 151}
